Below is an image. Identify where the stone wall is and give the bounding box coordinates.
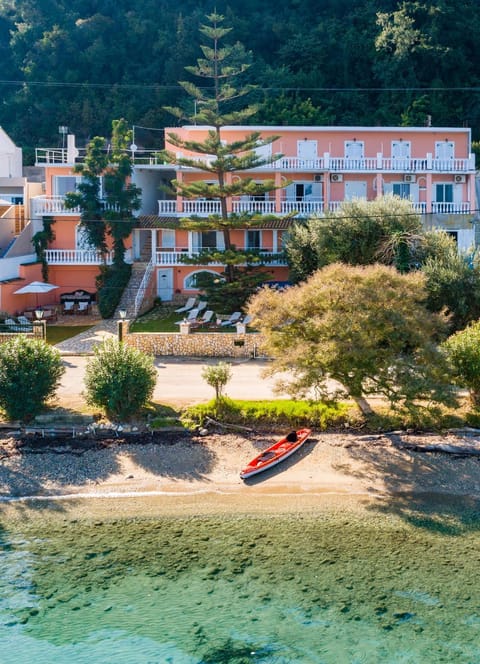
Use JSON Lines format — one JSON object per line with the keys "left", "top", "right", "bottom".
{"left": 0, "top": 326, "right": 43, "bottom": 344}
{"left": 125, "top": 331, "right": 266, "bottom": 358}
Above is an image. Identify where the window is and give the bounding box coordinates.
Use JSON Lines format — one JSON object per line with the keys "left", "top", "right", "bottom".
{"left": 435, "top": 184, "right": 453, "bottom": 203}
{"left": 391, "top": 141, "right": 411, "bottom": 160}
{"left": 392, "top": 183, "right": 411, "bottom": 199}
{"left": 191, "top": 230, "right": 224, "bottom": 252}
{"left": 200, "top": 231, "right": 217, "bottom": 249}
{"left": 185, "top": 270, "right": 220, "bottom": 290}
{"left": 344, "top": 140, "right": 364, "bottom": 160}
{"left": 435, "top": 141, "right": 454, "bottom": 161}
{"left": 53, "top": 175, "right": 103, "bottom": 197}
{"left": 75, "top": 224, "right": 96, "bottom": 250}
{"left": 53, "top": 176, "right": 79, "bottom": 196}
{"left": 246, "top": 230, "right": 261, "bottom": 250}
{"left": 161, "top": 229, "right": 175, "bottom": 249}
{"left": 446, "top": 231, "right": 458, "bottom": 245}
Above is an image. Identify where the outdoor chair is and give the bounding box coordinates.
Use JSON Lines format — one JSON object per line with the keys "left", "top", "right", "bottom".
{"left": 196, "top": 300, "right": 207, "bottom": 313}
{"left": 17, "top": 315, "right": 33, "bottom": 328}
{"left": 190, "top": 309, "right": 215, "bottom": 329}
{"left": 174, "top": 297, "right": 196, "bottom": 314}
{"left": 242, "top": 314, "right": 252, "bottom": 326}
{"left": 4, "top": 317, "right": 22, "bottom": 331}
{"left": 42, "top": 309, "right": 57, "bottom": 322}
{"left": 220, "top": 311, "right": 242, "bottom": 327}
{"left": 175, "top": 308, "right": 199, "bottom": 325}
{"left": 62, "top": 301, "right": 75, "bottom": 314}
{"left": 77, "top": 301, "right": 90, "bottom": 315}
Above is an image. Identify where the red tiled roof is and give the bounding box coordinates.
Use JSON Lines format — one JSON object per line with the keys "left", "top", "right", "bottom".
{"left": 135, "top": 215, "right": 296, "bottom": 230}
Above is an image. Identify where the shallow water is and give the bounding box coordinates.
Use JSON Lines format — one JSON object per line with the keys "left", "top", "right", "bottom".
{"left": 1, "top": 498, "right": 480, "bottom": 663}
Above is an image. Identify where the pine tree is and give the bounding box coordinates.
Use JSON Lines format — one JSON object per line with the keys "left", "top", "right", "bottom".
{"left": 161, "top": 11, "right": 287, "bottom": 285}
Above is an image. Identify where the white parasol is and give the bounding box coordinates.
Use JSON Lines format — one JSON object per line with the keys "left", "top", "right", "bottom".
{"left": 14, "top": 280, "right": 59, "bottom": 306}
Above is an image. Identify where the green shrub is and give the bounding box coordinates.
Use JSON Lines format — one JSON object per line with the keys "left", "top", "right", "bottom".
{"left": 96, "top": 263, "right": 132, "bottom": 318}
{"left": 201, "top": 362, "right": 232, "bottom": 401}
{"left": 181, "top": 398, "right": 349, "bottom": 430}
{"left": 84, "top": 338, "right": 157, "bottom": 420}
{"left": 0, "top": 336, "right": 65, "bottom": 422}
{"left": 443, "top": 321, "right": 480, "bottom": 407}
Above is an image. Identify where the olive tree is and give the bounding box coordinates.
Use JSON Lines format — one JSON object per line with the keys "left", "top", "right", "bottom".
{"left": 443, "top": 321, "right": 480, "bottom": 407}
{"left": 248, "top": 263, "right": 455, "bottom": 415}
{"left": 201, "top": 362, "right": 232, "bottom": 401}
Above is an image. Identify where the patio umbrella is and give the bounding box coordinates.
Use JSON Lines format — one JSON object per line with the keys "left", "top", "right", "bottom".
{"left": 13, "top": 280, "right": 59, "bottom": 307}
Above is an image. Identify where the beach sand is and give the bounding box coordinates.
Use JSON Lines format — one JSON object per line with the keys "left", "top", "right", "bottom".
{"left": 1, "top": 429, "right": 480, "bottom": 522}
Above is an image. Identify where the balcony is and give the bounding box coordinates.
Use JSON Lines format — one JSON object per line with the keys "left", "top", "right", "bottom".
{"left": 232, "top": 200, "right": 276, "bottom": 214}
{"left": 281, "top": 200, "right": 324, "bottom": 215}
{"left": 36, "top": 145, "right": 476, "bottom": 175}
{"left": 32, "top": 196, "right": 81, "bottom": 216}
{"left": 431, "top": 202, "right": 472, "bottom": 214}
{"left": 32, "top": 196, "right": 120, "bottom": 216}
{"left": 44, "top": 249, "right": 113, "bottom": 264}
{"left": 155, "top": 250, "right": 287, "bottom": 266}
{"left": 159, "top": 198, "right": 320, "bottom": 217}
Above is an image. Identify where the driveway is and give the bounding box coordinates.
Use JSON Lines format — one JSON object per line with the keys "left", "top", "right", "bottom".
{"left": 58, "top": 356, "right": 289, "bottom": 408}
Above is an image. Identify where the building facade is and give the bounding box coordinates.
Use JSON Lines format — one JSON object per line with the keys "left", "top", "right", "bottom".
{"left": 0, "top": 125, "right": 476, "bottom": 315}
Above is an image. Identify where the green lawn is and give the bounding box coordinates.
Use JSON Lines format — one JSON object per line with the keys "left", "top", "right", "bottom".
{"left": 46, "top": 325, "right": 93, "bottom": 345}
{"left": 130, "top": 309, "right": 242, "bottom": 333}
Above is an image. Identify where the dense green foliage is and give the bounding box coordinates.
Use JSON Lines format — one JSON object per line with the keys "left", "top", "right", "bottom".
{"left": 422, "top": 247, "right": 480, "bottom": 332}
{"left": 0, "top": 336, "right": 65, "bottom": 422}
{"left": 84, "top": 338, "right": 157, "bottom": 420}
{"left": 285, "top": 196, "right": 425, "bottom": 281}
{"left": 286, "top": 197, "right": 480, "bottom": 333}
{"left": 443, "top": 322, "right": 480, "bottom": 407}
{"left": 96, "top": 263, "right": 132, "bottom": 318}
{"left": 32, "top": 216, "right": 55, "bottom": 281}
{"left": 181, "top": 397, "right": 349, "bottom": 430}
{"left": 248, "top": 263, "right": 456, "bottom": 415}
{"left": 2, "top": 1, "right": 480, "bottom": 153}
{"left": 65, "top": 119, "right": 141, "bottom": 268}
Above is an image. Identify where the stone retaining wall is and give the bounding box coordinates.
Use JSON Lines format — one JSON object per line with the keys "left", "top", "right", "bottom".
{"left": 0, "top": 326, "right": 43, "bottom": 344}
{"left": 125, "top": 331, "right": 266, "bottom": 358}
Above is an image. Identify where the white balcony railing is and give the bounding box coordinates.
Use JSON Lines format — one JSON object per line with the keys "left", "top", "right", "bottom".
{"left": 281, "top": 200, "right": 324, "bottom": 215}
{"left": 155, "top": 250, "right": 287, "bottom": 266}
{"left": 431, "top": 201, "right": 472, "bottom": 214}
{"left": 44, "top": 249, "right": 113, "bottom": 264}
{"left": 32, "top": 196, "right": 121, "bottom": 216}
{"left": 158, "top": 200, "right": 178, "bottom": 214}
{"left": 411, "top": 202, "right": 427, "bottom": 213}
{"left": 183, "top": 200, "right": 221, "bottom": 215}
{"left": 32, "top": 196, "right": 81, "bottom": 215}
{"left": 232, "top": 201, "right": 276, "bottom": 214}
{"left": 36, "top": 144, "right": 476, "bottom": 174}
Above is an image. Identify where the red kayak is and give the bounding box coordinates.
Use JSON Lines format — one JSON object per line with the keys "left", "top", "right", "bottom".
{"left": 240, "top": 428, "right": 312, "bottom": 479}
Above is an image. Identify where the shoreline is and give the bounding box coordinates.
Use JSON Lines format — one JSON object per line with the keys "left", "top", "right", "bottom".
{"left": 1, "top": 430, "right": 480, "bottom": 522}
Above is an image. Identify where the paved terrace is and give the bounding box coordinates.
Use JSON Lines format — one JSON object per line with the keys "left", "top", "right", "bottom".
{"left": 51, "top": 314, "right": 117, "bottom": 354}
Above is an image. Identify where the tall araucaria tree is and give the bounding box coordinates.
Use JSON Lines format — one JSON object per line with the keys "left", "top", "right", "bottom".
{"left": 66, "top": 118, "right": 141, "bottom": 268}
{"left": 161, "top": 11, "right": 288, "bottom": 284}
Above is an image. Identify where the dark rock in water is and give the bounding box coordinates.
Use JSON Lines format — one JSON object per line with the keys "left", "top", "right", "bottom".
{"left": 394, "top": 611, "right": 416, "bottom": 622}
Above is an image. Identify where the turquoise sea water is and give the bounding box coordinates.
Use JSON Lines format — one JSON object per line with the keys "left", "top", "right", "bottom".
{"left": 1, "top": 497, "right": 480, "bottom": 663}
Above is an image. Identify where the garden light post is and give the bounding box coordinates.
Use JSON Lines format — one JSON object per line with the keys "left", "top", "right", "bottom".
{"left": 34, "top": 308, "right": 46, "bottom": 340}
{"left": 118, "top": 309, "right": 127, "bottom": 342}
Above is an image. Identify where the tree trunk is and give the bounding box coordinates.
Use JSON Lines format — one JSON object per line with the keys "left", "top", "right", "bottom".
{"left": 352, "top": 395, "right": 374, "bottom": 416}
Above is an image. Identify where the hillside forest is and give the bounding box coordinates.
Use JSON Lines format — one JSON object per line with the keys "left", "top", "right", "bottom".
{"left": 1, "top": 0, "right": 480, "bottom": 159}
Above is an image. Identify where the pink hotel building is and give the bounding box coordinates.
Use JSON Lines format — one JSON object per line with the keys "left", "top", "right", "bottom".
{"left": 0, "top": 125, "right": 477, "bottom": 315}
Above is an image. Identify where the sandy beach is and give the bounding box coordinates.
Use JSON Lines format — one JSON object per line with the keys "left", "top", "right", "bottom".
{"left": 1, "top": 429, "right": 480, "bottom": 521}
